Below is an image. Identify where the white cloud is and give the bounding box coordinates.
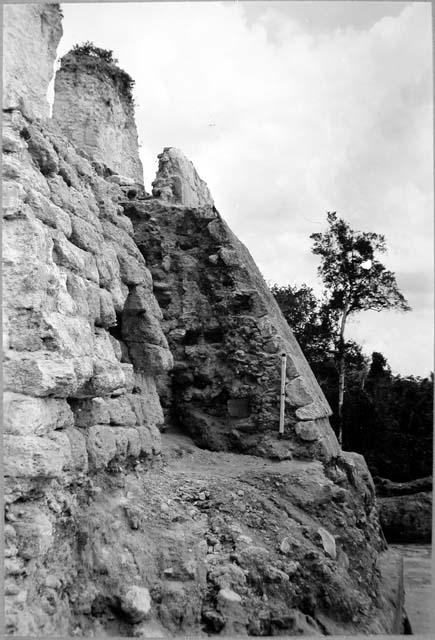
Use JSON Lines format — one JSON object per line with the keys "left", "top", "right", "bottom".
{"left": 60, "top": 2, "right": 433, "bottom": 375}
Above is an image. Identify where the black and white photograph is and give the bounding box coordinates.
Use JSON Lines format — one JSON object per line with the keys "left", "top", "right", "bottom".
{"left": 2, "top": 0, "right": 433, "bottom": 637}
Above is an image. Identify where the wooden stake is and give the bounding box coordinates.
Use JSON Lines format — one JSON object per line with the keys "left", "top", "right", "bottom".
{"left": 279, "top": 352, "right": 287, "bottom": 434}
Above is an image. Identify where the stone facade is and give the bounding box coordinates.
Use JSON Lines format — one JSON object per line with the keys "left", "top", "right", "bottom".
{"left": 3, "top": 6, "right": 170, "bottom": 633}
{"left": 3, "top": 3, "right": 63, "bottom": 119}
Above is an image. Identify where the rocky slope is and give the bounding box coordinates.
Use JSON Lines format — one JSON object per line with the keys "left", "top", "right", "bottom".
{"left": 3, "top": 3, "right": 407, "bottom": 637}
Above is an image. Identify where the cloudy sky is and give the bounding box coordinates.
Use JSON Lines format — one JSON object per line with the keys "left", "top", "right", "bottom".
{"left": 57, "top": 1, "right": 433, "bottom": 376}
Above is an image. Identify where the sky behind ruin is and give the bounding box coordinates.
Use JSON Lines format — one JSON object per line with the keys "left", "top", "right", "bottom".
{"left": 57, "top": 1, "right": 433, "bottom": 376}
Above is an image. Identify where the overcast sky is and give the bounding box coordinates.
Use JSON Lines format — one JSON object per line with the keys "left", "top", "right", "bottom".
{"left": 57, "top": 1, "right": 433, "bottom": 377}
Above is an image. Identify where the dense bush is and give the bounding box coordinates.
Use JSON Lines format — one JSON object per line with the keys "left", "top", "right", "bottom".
{"left": 66, "top": 41, "right": 136, "bottom": 101}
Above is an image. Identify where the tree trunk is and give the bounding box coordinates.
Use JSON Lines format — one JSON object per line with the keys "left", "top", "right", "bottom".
{"left": 337, "top": 300, "right": 349, "bottom": 445}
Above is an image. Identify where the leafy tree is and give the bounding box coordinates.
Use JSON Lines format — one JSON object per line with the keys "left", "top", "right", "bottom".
{"left": 272, "top": 282, "right": 432, "bottom": 480}
{"left": 270, "top": 283, "right": 335, "bottom": 366}
{"left": 71, "top": 41, "right": 118, "bottom": 64}
{"left": 310, "top": 212, "right": 411, "bottom": 443}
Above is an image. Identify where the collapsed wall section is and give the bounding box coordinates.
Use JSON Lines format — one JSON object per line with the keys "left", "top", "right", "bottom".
{"left": 52, "top": 49, "right": 144, "bottom": 185}
{"left": 125, "top": 147, "right": 340, "bottom": 461}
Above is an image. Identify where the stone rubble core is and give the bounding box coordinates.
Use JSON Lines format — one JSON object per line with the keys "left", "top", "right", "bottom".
{"left": 2, "top": 3, "right": 407, "bottom": 637}
{"left": 125, "top": 148, "right": 339, "bottom": 462}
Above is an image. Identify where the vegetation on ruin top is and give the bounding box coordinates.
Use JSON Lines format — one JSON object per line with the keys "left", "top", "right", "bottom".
{"left": 61, "top": 41, "right": 136, "bottom": 102}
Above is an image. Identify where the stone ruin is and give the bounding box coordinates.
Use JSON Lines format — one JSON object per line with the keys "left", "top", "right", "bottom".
{"left": 3, "top": 4, "right": 406, "bottom": 636}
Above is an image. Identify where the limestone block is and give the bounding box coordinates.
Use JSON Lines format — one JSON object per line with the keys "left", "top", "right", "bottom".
{"left": 295, "top": 400, "right": 330, "bottom": 421}
{"left": 42, "top": 312, "right": 95, "bottom": 358}
{"left": 89, "top": 359, "right": 126, "bottom": 397}
{"left": 98, "top": 288, "right": 117, "bottom": 328}
{"left": 51, "top": 230, "right": 99, "bottom": 283}
{"left": 65, "top": 428, "right": 89, "bottom": 474}
{"left": 4, "top": 435, "right": 69, "bottom": 478}
{"left": 70, "top": 214, "right": 104, "bottom": 254}
{"left": 95, "top": 244, "right": 121, "bottom": 288}
{"left": 317, "top": 527, "right": 337, "bottom": 560}
{"left": 106, "top": 396, "right": 137, "bottom": 426}
{"left": 286, "top": 377, "right": 314, "bottom": 408}
{"left": 86, "top": 425, "right": 117, "bottom": 470}
{"left": 2, "top": 127, "right": 25, "bottom": 153}
{"left": 2, "top": 182, "right": 26, "bottom": 218}
{"left": 4, "top": 351, "right": 78, "bottom": 397}
{"left": 129, "top": 392, "right": 164, "bottom": 430}
{"left": 295, "top": 421, "right": 321, "bottom": 442}
{"left": 121, "top": 364, "right": 135, "bottom": 392}
{"left": 24, "top": 188, "right": 72, "bottom": 237}
{"left": 119, "top": 586, "right": 151, "bottom": 623}
{"left": 12, "top": 505, "right": 53, "bottom": 560}
{"left": 122, "top": 309, "right": 167, "bottom": 347}
{"left": 4, "top": 393, "right": 74, "bottom": 436}
{"left": 117, "top": 247, "right": 150, "bottom": 286}
{"left": 124, "top": 284, "right": 163, "bottom": 318}
{"left": 72, "top": 397, "right": 110, "bottom": 427}
{"left": 3, "top": 216, "right": 55, "bottom": 307}
{"left": 25, "top": 124, "right": 59, "bottom": 176}
{"left": 86, "top": 425, "right": 140, "bottom": 469}
{"left": 2, "top": 155, "right": 22, "bottom": 180}
{"left": 65, "top": 272, "right": 100, "bottom": 322}
{"left": 102, "top": 220, "right": 142, "bottom": 259}
{"left": 128, "top": 343, "right": 173, "bottom": 375}
{"left": 72, "top": 356, "right": 94, "bottom": 395}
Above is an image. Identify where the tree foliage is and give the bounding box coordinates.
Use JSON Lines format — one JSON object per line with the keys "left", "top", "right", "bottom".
{"left": 71, "top": 41, "right": 118, "bottom": 64}
{"left": 309, "top": 212, "right": 411, "bottom": 443}
{"left": 272, "top": 283, "right": 432, "bottom": 482}
{"left": 310, "top": 212, "right": 411, "bottom": 315}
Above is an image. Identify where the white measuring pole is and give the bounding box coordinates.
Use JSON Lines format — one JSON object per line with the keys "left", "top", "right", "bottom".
{"left": 279, "top": 352, "right": 287, "bottom": 434}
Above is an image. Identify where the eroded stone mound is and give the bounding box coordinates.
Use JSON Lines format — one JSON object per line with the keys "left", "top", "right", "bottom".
{"left": 125, "top": 148, "right": 339, "bottom": 461}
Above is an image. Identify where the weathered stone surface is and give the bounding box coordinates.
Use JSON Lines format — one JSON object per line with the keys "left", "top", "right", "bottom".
{"left": 3, "top": 435, "right": 70, "bottom": 479}
{"left": 127, "top": 151, "right": 336, "bottom": 460}
{"left": 71, "top": 397, "right": 110, "bottom": 427}
{"left": 12, "top": 504, "right": 54, "bottom": 560}
{"left": 3, "top": 4, "right": 62, "bottom": 119}
{"left": 3, "top": 352, "right": 78, "bottom": 397}
{"left": 119, "top": 586, "right": 152, "bottom": 623}
{"left": 4, "top": 393, "right": 74, "bottom": 436}
{"left": 152, "top": 147, "right": 214, "bottom": 208}
{"left": 53, "top": 50, "right": 144, "bottom": 184}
